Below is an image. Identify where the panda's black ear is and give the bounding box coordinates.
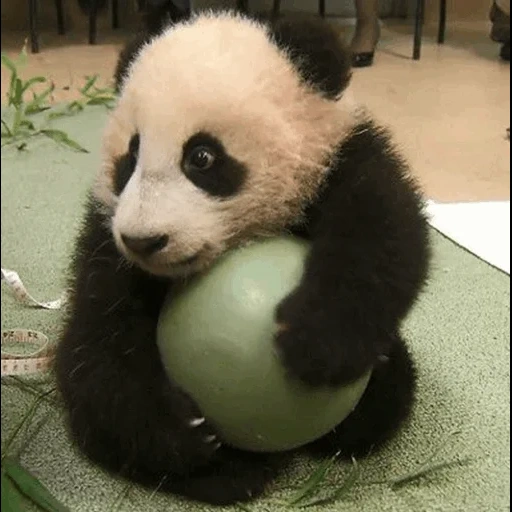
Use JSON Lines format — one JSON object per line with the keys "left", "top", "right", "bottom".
{"left": 269, "top": 17, "right": 352, "bottom": 100}
{"left": 114, "top": 33, "right": 150, "bottom": 93}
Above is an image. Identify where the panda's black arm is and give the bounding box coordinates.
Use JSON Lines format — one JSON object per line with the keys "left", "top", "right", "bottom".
{"left": 54, "top": 196, "right": 222, "bottom": 481}
{"left": 279, "top": 124, "right": 431, "bottom": 387}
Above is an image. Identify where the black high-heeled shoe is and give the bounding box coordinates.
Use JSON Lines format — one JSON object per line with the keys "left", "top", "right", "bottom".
{"left": 352, "top": 52, "right": 375, "bottom": 68}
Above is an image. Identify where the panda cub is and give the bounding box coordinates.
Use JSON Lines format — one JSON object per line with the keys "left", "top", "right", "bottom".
{"left": 55, "top": 10, "right": 431, "bottom": 506}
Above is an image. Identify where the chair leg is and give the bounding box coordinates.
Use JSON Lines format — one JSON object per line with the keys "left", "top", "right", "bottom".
{"left": 28, "top": 0, "right": 39, "bottom": 53}
{"left": 413, "top": 0, "right": 425, "bottom": 60}
{"left": 272, "top": 0, "right": 281, "bottom": 20}
{"left": 319, "top": 0, "right": 326, "bottom": 17}
{"left": 112, "top": 0, "right": 119, "bottom": 29}
{"left": 55, "top": 0, "right": 65, "bottom": 35}
{"left": 438, "top": 0, "right": 447, "bottom": 44}
{"left": 89, "top": 0, "right": 98, "bottom": 44}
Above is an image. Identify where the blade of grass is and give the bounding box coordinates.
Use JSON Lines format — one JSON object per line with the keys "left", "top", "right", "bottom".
{"left": 390, "top": 457, "right": 472, "bottom": 488}
{"left": 369, "top": 430, "right": 464, "bottom": 487}
{"left": 415, "top": 430, "right": 462, "bottom": 470}
{"left": 109, "top": 481, "right": 132, "bottom": 512}
{"left": 296, "top": 456, "right": 360, "bottom": 508}
{"left": 1, "top": 377, "right": 58, "bottom": 403}
{"left": 2, "top": 470, "right": 25, "bottom": 512}
{"left": 3, "top": 458, "right": 71, "bottom": 512}
{"left": 237, "top": 505, "right": 256, "bottom": 512}
{"left": 1, "top": 388, "right": 56, "bottom": 462}
{"left": 287, "top": 451, "right": 341, "bottom": 506}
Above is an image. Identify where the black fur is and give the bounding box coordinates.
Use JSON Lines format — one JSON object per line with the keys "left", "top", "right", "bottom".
{"left": 54, "top": 197, "right": 280, "bottom": 504}
{"left": 308, "top": 338, "right": 417, "bottom": 458}
{"left": 76, "top": 0, "right": 108, "bottom": 14}
{"left": 113, "top": 134, "right": 139, "bottom": 195}
{"left": 112, "top": 2, "right": 191, "bottom": 92}
{"left": 144, "top": 0, "right": 191, "bottom": 34}
{"left": 181, "top": 132, "right": 248, "bottom": 198}
{"left": 270, "top": 17, "right": 352, "bottom": 99}
{"left": 282, "top": 119, "right": 430, "bottom": 387}
{"left": 114, "top": 33, "right": 151, "bottom": 93}
{"left": 55, "top": 13, "right": 431, "bottom": 507}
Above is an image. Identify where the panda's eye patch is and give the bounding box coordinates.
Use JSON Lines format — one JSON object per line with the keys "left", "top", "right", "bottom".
{"left": 186, "top": 146, "right": 216, "bottom": 171}
{"left": 113, "top": 132, "right": 140, "bottom": 196}
{"left": 128, "top": 133, "right": 140, "bottom": 163}
{"left": 181, "top": 132, "right": 247, "bottom": 198}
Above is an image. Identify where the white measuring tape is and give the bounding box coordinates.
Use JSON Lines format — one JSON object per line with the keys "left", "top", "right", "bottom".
{"left": 1, "top": 268, "right": 68, "bottom": 376}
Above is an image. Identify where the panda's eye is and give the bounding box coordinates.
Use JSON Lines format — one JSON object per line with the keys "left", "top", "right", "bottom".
{"left": 181, "top": 132, "right": 247, "bottom": 197}
{"left": 187, "top": 146, "right": 216, "bottom": 171}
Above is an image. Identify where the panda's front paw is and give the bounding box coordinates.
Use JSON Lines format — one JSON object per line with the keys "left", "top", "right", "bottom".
{"left": 165, "top": 389, "right": 224, "bottom": 470}
{"left": 187, "top": 416, "right": 222, "bottom": 451}
{"left": 274, "top": 288, "right": 376, "bottom": 387}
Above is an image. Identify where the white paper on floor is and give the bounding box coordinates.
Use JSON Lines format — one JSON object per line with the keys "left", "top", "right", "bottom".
{"left": 426, "top": 200, "right": 510, "bottom": 275}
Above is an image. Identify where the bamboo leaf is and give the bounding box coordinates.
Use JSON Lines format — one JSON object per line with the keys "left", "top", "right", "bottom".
{"left": 13, "top": 78, "right": 24, "bottom": 107}
{"left": 12, "top": 106, "right": 23, "bottom": 133}
{"left": 19, "top": 119, "right": 35, "bottom": 130}
{"left": 1, "top": 119, "right": 13, "bottom": 137}
{"left": 67, "top": 100, "right": 84, "bottom": 113}
{"left": 86, "top": 96, "right": 115, "bottom": 107}
{"left": 21, "top": 76, "right": 47, "bottom": 94}
{"left": 25, "top": 83, "right": 55, "bottom": 115}
{"left": 1, "top": 54, "right": 17, "bottom": 75}
{"left": 2, "top": 470, "right": 25, "bottom": 512}
{"left": 1, "top": 54, "right": 18, "bottom": 106}
{"left": 79, "top": 75, "right": 98, "bottom": 95}
{"left": 3, "top": 458, "right": 70, "bottom": 512}
{"left": 40, "top": 129, "right": 89, "bottom": 153}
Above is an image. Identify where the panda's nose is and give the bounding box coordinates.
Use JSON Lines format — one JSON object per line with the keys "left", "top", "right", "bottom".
{"left": 121, "top": 234, "right": 169, "bottom": 256}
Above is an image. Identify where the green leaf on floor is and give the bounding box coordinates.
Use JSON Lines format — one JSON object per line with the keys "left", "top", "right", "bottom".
{"left": 3, "top": 458, "right": 70, "bottom": 512}
{"left": 287, "top": 451, "right": 340, "bottom": 506}
{"left": 40, "top": 129, "right": 89, "bottom": 153}
{"left": 296, "top": 456, "right": 360, "bottom": 508}
{"left": 2, "top": 470, "right": 24, "bottom": 512}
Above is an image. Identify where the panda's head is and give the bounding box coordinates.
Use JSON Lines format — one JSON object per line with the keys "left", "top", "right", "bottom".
{"left": 95, "top": 11, "right": 358, "bottom": 278}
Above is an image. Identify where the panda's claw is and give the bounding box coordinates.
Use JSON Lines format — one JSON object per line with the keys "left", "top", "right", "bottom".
{"left": 189, "top": 417, "right": 206, "bottom": 428}
{"left": 204, "top": 434, "right": 218, "bottom": 443}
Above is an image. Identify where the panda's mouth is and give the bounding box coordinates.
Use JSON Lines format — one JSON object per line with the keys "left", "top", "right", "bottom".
{"left": 172, "top": 254, "right": 200, "bottom": 267}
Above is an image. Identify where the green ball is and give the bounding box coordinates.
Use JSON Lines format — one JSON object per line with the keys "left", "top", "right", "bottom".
{"left": 157, "top": 236, "right": 371, "bottom": 453}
